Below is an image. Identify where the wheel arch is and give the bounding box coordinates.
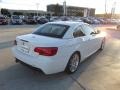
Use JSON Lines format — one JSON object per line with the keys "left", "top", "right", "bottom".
{"left": 67, "top": 50, "right": 81, "bottom": 65}
{"left": 73, "top": 51, "right": 81, "bottom": 59}
{"left": 65, "top": 50, "right": 81, "bottom": 73}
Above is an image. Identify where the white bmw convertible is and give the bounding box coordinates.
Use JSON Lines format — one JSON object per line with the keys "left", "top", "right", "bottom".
{"left": 12, "top": 21, "right": 106, "bottom": 74}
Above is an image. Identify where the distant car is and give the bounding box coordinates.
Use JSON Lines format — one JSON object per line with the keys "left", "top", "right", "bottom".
{"left": 97, "top": 18, "right": 106, "bottom": 24}
{"left": 34, "top": 16, "right": 39, "bottom": 21}
{"left": 117, "top": 25, "right": 120, "bottom": 30}
{"left": 50, "top": 17, "right": 59, "bottom": 22}
{"left": 92, "top": 19, "right": 101, "bottom": 24}
{"left": 74, "top": 19, "right": 83, "bottom": 22}
{"left": 22, "top": 16, "right": 27, "bottom": 23}
{"left": 61, "top": 16, "right": 70, "bottom": 21}
{"left": 0, "top": 15, "right": 8, "bottom": 25}
{"left": 10, "top": 15, "right": 23, "bottom": 25}
{"left": 82, "top": 18, "right": 93, "bottom": 24}
{"left": 12, "top": 21, "right": 106, "bottom": 75}
{"left": 25, "top": 16, "right": 37, "bottom": 24}
{"left": 37, "top": 17, "right": 48, "bottom": 24}
{"left": 109, "top": 19, "right": 116, "bottom": 24}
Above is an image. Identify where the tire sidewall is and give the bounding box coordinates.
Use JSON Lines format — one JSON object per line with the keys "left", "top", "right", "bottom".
{"left": 100, "top": 38, "right": 105, "bottom": 50}
{"left": 65, "top": 53, "right": 80, "bottom": 74}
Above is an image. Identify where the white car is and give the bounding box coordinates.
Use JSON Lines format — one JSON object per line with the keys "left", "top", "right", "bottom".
{"left": 12, "top": 21, "right": 106, "bottom": 74}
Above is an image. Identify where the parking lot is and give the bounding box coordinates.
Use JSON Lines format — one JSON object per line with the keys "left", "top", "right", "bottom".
{"left": 0, "top": 25, "right": 120, "bottom": 90}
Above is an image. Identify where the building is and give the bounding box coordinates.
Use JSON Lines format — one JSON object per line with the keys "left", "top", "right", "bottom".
{"left": 0, "top": 8, "right": 47, "bottom": 16}
{"left": 47, "top": 4, "right": 95, "bottom": 17}
{"left": 9, "top": 9, "right": 47, "bottom": 16}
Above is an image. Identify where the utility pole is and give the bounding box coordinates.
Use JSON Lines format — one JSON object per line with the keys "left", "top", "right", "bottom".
{"left": 104, "top": 0, "right": 107, "bottom": 18}
{"left": 105, "top": 0, "right": 107, "bottom": 14}
{"left": 63, "top": 1, "right": 67, "bottom": 16}
{"left": 111, "top": 1, "right": 116, "bottom": 19}
{"left": 36, "top": 3, "right": 39, "bottom": 16}
{"left": 0, "top": 0, "right": 2, "bottom": 15}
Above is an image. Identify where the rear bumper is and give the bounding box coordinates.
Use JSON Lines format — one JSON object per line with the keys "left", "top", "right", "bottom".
{"left": 15, "top": 58, "right": 44, "bottom": 73}
{"left": 12, "top": 47, "right": 67, "bottom": 74}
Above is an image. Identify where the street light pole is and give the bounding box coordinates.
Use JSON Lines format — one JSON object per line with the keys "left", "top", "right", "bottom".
{"left": 105, "top": 0, "right": 107, "bottom": 14}
{"left": 36, "top": 3, "right": 39, "bottom": 16}
{"left": 111, "top": 1, "right": 116, "bottom": 19}
{"left": 63, "top": 1, "right": 67, "bottom": 16}
{"left": 0, "top": 0, "right": 2, "bottom": 15}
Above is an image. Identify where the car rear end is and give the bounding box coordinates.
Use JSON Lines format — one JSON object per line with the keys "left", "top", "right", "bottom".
{"left": 12, "top": 36, "right": 70, "bottom": 74}
{"left": 0, "top": 16, "right": 8, "bottom": 25}
{"left": 12, "top": 23, "right": 72, "bottom": 74}
{"left": 38, "top": 18, "right": 48, "bottom": 24}
{"left": 26, "top": 17, "right": 37, "bottom": 24}
{"left": 11, "top": 16, "right": 23, "bottom": 25}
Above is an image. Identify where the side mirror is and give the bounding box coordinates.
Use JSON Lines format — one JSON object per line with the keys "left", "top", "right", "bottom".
{"left": 97, "top": 30, "right": 101, "bottom": 34}
{"left": 91, "top": 30, "right": 101, "bottom": 35}
{"left": 91, "top": 32, "right": 96, "bottom": 35}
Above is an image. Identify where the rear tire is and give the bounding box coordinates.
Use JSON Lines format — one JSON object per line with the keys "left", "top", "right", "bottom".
{"left": 15, "top": 58, "right": 19, "bottom": 63}
{"left": 65, "top": 53, "right": 80, "bottom": 74}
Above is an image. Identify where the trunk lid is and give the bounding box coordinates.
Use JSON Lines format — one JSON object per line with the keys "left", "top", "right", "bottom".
{"left": 16, "top": 34, "right": 67, "bottom": 55}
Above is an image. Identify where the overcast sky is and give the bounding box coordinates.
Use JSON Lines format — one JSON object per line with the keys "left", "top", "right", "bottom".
{"left": 0, "top": 0, "right": 119, "bottom": 14}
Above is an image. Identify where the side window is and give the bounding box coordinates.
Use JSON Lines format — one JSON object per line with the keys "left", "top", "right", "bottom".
{"left": 81, "top": 24, "right": 95, "bottom": 35}
{"left": 73, "top": 26, "right": 85, "bottom": 38}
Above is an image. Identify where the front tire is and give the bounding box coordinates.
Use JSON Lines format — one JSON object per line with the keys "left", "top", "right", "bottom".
{"left": 117, "top": 25, "right": 120, "bottom": 30}
{"left": 100, "top": 38, "right": 105, "bottom": 50}
{"left": 65, "top": 53, "right": 80, "bottom": 74}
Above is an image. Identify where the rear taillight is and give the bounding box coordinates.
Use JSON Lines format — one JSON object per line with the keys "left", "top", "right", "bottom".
{"left": 34, "top": 47, "right": 58, "bottom": 56}
{"left": 14, "top": 40, "right": 17, "bottom": 45}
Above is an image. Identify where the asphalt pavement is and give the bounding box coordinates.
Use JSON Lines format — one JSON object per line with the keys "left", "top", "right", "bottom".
{"left": 0, "top": 25, "right": 120, "bottom": 90}
{"left": 0, "top": 25, "right": 39, "bottom": 43}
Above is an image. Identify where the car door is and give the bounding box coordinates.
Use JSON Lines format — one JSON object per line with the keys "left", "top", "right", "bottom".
{"left": 81, "top": 24, "right": 99, "bottom": 56}
{"left": 73, "top": 26, "right": 91, "bottom": 60}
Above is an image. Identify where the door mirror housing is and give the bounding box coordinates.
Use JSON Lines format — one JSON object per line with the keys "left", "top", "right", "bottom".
{"left": 97, "top": 30, "right": 101, "bottom": 34}
{"left": 91, "top": 30, "right": 101, "bottom": 35}
{"left": 91, "top": 32, "right": 96, "bottom": 35}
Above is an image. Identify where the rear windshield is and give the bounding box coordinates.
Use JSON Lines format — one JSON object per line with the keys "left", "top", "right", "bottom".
{"left": 33, "top": 24, "right": 69, "bottom": 38}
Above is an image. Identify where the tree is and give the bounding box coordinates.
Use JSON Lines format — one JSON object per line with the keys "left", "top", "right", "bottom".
{"left": 13, "top": 12, "right": 23, "bottom": 15}
{"left": 1, "top": 8, "right": 11, "bottom": 16}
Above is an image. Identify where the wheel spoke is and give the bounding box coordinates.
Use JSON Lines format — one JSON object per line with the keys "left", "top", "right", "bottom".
{"left": 69, "top": 54, "right": 79, "bottom": 72}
